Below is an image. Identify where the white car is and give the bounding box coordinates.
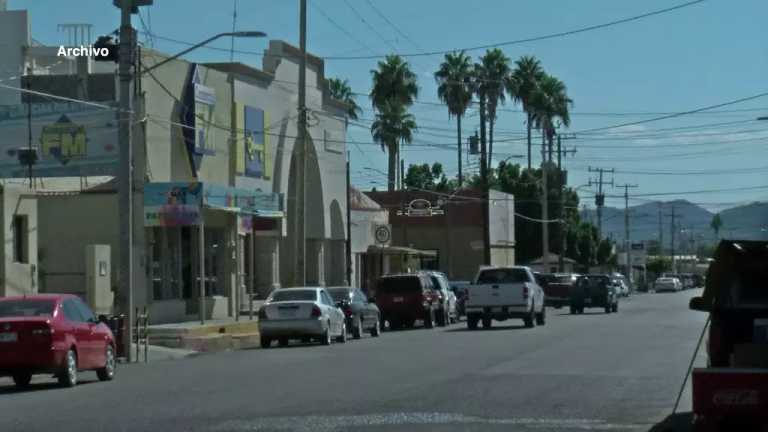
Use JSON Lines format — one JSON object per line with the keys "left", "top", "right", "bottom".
{"left": 258, "top": 287, "right": 347, "bottom": 348}
{"left": 654, "top": 277, "right": 682, "bottom": 292}
{"left": 465, "top": 266, "right": 546, "bottom": 329}
{"left": 423, "top": 271, "right": 458, "bottom": 325}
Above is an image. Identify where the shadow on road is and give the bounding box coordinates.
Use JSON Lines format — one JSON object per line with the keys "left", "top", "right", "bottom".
{"left": 0, "top": 378, "right": 99, "bottom": 395}
{"left": 445, "top": 324, "right": 529, "bottom": 332}
{"left": 556, "top": 312, "right": 613, "bottom": 316}
{"left": 647, "top": 412, "right": 693, "bottom": 432}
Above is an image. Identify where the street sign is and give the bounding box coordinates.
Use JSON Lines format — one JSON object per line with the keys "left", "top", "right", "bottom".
{"left": 374, "top": 224, "right": 391, "bottom": 244}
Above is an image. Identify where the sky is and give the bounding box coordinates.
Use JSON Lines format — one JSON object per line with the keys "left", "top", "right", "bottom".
{"left": 8, "top": 0, "right": 768, "bottom": 219}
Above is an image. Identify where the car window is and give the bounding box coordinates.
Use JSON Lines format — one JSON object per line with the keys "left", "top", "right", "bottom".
{"left": 0, "top": 299, "right": 55, "bottom": 318}
{"left": 354, "top": 290, "right": 366, "bottom": 303}
{"left": 270, "top": 290, "right": 318, "bottom": 302}
{"left": 327, "top": 288, "right": 353, "bottom": 302}
{"left": 378, "top": 277, "right": 422, "bottom": 294}
{"left": 429, "top": 276, "right": 442, "bottom": 292}
{"left": 73, "top": 298, "right": 96, "bottom": 322}
{"left": 477, "top": 268, "right": 530, "bottom": 284}
{"left": 321, "top": 291, "right": 335, "bottom": 306}
{"left": 62, "top": 299, "right": 86, "bottom": 323}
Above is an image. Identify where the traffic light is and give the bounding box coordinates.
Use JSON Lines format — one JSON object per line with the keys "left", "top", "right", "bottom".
{"left": 93, "top": 36, "right": 119, "bottom": 63}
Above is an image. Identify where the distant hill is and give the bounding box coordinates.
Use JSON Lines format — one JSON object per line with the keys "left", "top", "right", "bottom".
{"left": 582, "top": 200, "right": 768, "bottom": 246}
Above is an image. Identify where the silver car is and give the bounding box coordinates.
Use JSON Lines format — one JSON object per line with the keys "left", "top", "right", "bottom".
{"left": 258, "top": 287, "right": 347, "bottom": 348}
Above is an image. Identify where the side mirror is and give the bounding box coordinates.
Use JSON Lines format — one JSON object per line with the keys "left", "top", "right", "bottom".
{"left": 97, "top": 314, "right": 109, "bottom": 323}
{"left": 689, "top": 296, "right": 710, "bottom": 312}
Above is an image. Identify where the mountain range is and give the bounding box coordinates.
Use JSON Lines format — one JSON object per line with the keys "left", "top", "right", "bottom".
{"left": 582, "top": 200, "right": 768, "bottom": 248}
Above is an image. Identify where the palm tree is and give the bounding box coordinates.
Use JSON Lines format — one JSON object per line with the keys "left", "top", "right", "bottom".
{"left": 328, "top": 78, "right": 362, "bottom": 121}
{"left": 508, "top": 56, "right": 545, "bottom": 169}
{"left": 476, "top": 49, "right": 510, "bottom": 167}
{"left": 530, "top": 74, "right": 573, "bottom": 157}
{"left": 434, "top": 51, "right": 473, "bottom": 187}
{"left": 370, "top": 55, "right": 418, "bottom": 190}
{"left": 371, "top": 101, "right": 418, "bottom": 191}
{"left": 710, "top": 213, "right": 723, "bottom": 240}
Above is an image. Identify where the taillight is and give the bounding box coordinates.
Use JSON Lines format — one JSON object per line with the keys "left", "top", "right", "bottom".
{"left": 343, "top": 305, "right": 353, "bottom": 317}
{"left": 523, "top": 284, "right": 530, "bottom": 299}
{"left": 258, "top": 308, "right": 268, "bottom": 320}
{"left": 311, "top": 306, "right": 322, "bottom": 318}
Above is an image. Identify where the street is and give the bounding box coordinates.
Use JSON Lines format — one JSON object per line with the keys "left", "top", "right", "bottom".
{"left": 0, "top": 289, "right": 706, "bottom": 432}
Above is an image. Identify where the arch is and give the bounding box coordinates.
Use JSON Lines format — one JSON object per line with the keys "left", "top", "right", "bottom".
{"left": 329, "top": 200, "right": 345, "bottom": 241}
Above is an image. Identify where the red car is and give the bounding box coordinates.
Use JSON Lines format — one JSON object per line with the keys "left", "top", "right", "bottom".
{"left": 0, "top": 294, "right": 116, "bottom": 388}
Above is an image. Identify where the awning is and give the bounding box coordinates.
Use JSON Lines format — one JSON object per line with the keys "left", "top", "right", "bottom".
{"left": 366, "top": 245, "right": 437, "bottom": 257}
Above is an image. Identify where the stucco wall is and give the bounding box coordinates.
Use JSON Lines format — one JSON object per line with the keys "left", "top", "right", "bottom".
{"left": 0, "top": 186, "right": 38, "bottom": 297}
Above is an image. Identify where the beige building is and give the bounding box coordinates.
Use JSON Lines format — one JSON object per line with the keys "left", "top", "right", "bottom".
{"left": 0, "top": 185, "right": 38, "bottom": 298}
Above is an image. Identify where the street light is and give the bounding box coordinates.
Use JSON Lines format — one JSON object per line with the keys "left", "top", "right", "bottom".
{"left": 757, "top": 116, "right": 768, "bottom": 121}
{"left": 141, "top": 31, "right": 267, "bottom": 75}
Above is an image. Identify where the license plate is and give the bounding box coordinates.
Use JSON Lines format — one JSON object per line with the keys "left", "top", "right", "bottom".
{"left": 0, "top": 332, "right": 17, "bottom": 342}
{"left": 393, "top": 297, "right": 404, "bottom": 303}
{"left": 280, "top": 310, "right": 297, "bottom": 318}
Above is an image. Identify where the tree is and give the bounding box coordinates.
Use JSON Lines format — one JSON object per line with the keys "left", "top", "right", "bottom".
{"left": 475, "top": 49, "right": 510, "bottom": 165}
{"left": 404, "top": 163, "right": 448, "bottom": 191}
{"left": 710, "top": 213, "right": 723, "bottom": 240}
{"left": 647, "top": 257, "right": 672, "bottom": 276}
{"left": 597, "top": 239, "right": 615, "bottom": 266}
{"left": 370, "top": 101, "right": 417, "bottom": 191}
{"left": 530, "top": 74, "right": 573, "bottom": 163}
{"left": 328, "top": 78, "right": 361, "bottom": 121}
{"left": 508, "top": 56, "right": 545, "bottom": 169}
{"left": 370, "top": 55, "right": 419, "bottom": 191}
{"left": 435, "top": 51, "right": 474, "bottom": 187}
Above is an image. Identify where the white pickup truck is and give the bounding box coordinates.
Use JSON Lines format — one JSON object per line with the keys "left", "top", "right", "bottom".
{"left": 465, "top": 266, "right": 546, "bottom": 329}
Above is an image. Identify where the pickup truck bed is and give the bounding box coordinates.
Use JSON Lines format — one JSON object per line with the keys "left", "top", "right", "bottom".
{"left": 465, "top": 267, "right": 545, "bottom": 330}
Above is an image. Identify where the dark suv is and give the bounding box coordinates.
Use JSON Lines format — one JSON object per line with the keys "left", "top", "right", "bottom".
{"left": 570, "top": 274, "right": 619, "bottom": 314}
{"left": 374, "top": 273, "right": 440, "bottom": 330}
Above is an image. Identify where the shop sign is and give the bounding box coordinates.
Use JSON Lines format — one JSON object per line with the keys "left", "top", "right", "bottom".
{"left": 396, "top": 198, "right": 444, "bottom": 217}
{"left": 144, "top": 182, "right": 203, "bottom": 227}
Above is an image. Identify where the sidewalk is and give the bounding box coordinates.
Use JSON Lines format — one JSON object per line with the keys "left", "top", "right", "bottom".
{"left": 126, "top": 343, "right": 199, "bottom": 362}
{"left": 147, "top": 315, "right": 262, "bottom": 352}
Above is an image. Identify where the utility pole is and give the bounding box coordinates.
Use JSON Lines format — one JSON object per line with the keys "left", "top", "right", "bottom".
{"left": 555, "top": 134, "right": 576, "bottom": 271}
{"left": 117, "top": 0, "right": 138, "bottom": 363}
{"left": 666, "top": 206, "right": 678, "bottom": 273}
{"left": 588, "top": 167, "right": 614, "bottom": 240}
{"left": 457, "top": 115, "right": 463, "bottom": 187}
{"left": 479, "top": 94, "right": 490, "bottom": 265}
{"left": 295, "top": 0, "right": 307, "bottom": 286}
{"left": 541, "top": 133, "right": 549, "bottom": 273}
{"left": 615, "top": 183, "right": 639, "bottom": 282}
{"left": 658, "top": 202, "right": 664, "bottom": 258}
{"left": 345, "top": 151, "right": 352, "bottom": 286}
{"left": 400, "top": 158, "right": 405, "bottom": 191}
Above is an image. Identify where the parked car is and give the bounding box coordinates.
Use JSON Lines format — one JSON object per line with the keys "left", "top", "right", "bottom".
{"left": 543, "top": 273, "right": 580, "bottom": 308}
{"left": 570, "top": 275, "right": 619, "bottom": 314}
{"left": 449, "top": 281, "right": 470, "bottom": 318}
{"left": 258, "top": 287, "right": 347, "bottom": 348}
{"left": 654, "top": 277, "right": 682, "bottom": 292}
{"left": 422, "top": 271, "right": 458, "bottom": 325}
{"left": 465, "top": 266, "right": 546, "bottom": 329}
{"left": 609, "top": 273, "right": 631, "bottom": 297}
{"left": 327, "top": 287, "right": 381, "bottom": 339}
{"left": 0, "top": 294, "right": 116, "bottom": 389}
{"left": 374, "top": 273, "right": 440, "bottom": 330}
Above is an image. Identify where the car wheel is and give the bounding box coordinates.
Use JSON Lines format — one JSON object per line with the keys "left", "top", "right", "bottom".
{"left": 388, "top": 319, "right": 400, "bottom": 331}
{"left": 467, "top": 314, "right": 479, "bottom": 330}
{"left": 436, "top": 308, "right": 446, "bottom": 327}
{"left": 12, "top": 371, "right": 32, "bottom": 389}
{"left": 524, "top": 307, "right": 535, "bottom": 328}
{"left": 322, "top": 325, "right": 332, "bottom": 345}
{"left": 96, "top": 345, "right": 116, "bottom": 381}
{"left": 353, "top": 317, "right": 363, "bottom": 339}
{"left": 536, "top": 306, "right": 546, "bottom": 326}
{"left": 370, "top": 318, "right": 381, "bottom": 337}
{"left": 613, "top": 302, "right": 619, "bottom": 313}
{"left": 578, "top": 307, "right": 585, "bottom": 314}
{"left": 605, "top": 304, "right": 611, "bottom": 314}
{"left": 336, "top": 323, "right": 348, "bottom": 343}
{"left": 58, "top": 349, "right": 78, "bottom": 387}
{"left": 424, "top": 309, "right": 435, "bottom": 329}
{"left": 570, "top": 305, "right": 576, "bottom": 314}
{"left": 260, "top": 336, "right": 272, "bottom": 348}
{"left": 278, "top": 337, "right": 289, "bottom": 347}
{"left": 482, "top": 317, "right": 492, "bottom": 329}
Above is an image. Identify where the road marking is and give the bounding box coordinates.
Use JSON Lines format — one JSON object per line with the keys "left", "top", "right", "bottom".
{"left": 215, "top": 412, "right": 649, "bottom": 431}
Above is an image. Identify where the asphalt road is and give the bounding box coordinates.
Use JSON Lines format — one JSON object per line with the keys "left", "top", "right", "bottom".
{"left": 0, "top": 289, "right": 707, "bottom": 432}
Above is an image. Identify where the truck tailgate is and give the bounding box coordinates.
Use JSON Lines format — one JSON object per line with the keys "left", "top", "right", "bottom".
{"left": 466, "top": 282, "right": 526, "bottom": 307}
{"left": 545, "top": 283, "right": 570, "bottom": 300}
{"left": 692, "top": 367, "right": 768, "bottom": 421}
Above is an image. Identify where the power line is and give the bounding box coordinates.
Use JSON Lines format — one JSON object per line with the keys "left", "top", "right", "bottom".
{"left": 362, "top": 0, "right": 422, "bottom": 50}
{"left": 309, "top": 0, "right": 375, "bottom": 54}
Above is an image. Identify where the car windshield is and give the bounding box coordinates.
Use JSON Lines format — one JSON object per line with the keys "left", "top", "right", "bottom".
{"left": 378, "top": 277, "right": 422, "bottom": 294}
{"left": 477, "top": 269, "right": 529, "bottom": 284}
{"left": 552, "top": 275, "right": 574, "bottom": 284}
{"left": 327, "top": 289, "right": 352, "bottom": 301}
{"left": 269, "top": 290, "right": 317, "bottom": 302}
{"left": 578, "top": 277, "right": 608, "bottom": 288}
{"left": 0, "top": 299, "right": 55, "bottom": 318}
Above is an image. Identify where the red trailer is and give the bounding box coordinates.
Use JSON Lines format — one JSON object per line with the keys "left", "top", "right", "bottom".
{"left": 689, "top": 240, "right": 768, "bottom": 431}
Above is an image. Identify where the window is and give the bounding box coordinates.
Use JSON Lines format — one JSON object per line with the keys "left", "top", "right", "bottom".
{"left": 477, "top": 269, "right": 530, "bottom": 284}
{"left": 12, "top": 215, "right": 28, "bottom": 263}
{"left": 378, "top": 276, "right": 422, "bottom": 294}
{"left": 327, "top": 288, "right": 353, "bottom": 302}
{"left": 270, "top": 290, "right": 317, "bottom": 302}
{"left": 0, "top": 299, "right": 54, "bottom": 318}
{"left": 73, "top": 298, "right": 96, "bottom": 323}
{"left": 62, "top": 300, "right": 85, "bottom": 323}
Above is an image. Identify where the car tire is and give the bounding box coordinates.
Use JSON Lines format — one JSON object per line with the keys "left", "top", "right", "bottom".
{"left": 536, "top": 306, "right": 546, "bottom": 326}
{"left": 96, "top": 345, "right": 116, "bottom": 381}
{"left": 278, "top": 337, "right": 289, "bottom": 347}
{"left": 388, "top": 319, "right": 400, "bottom": 331}
{"left": 336, "top": 324, "right": 348, "bottom": 343}
{"left": 570, "top": 305, "right": 577, "bottom": 314}
{"left": 605, "top": 304, "right": 611, "bottom": 314}
{"left": 424, "top": 309, "right": 435, "bottom": 329}
{"left": 467, "top": 314, "right": 479, "bottom": 330}
{"left": 12, "top": 371, "right": 32, "bottom": 389}
{"left": 482, "top": 317, "right": 492, "bottom": 329}
{"left": 353, "top": 317, "right": 363, "bottom": 339}
{"left": 436, "top": 308, "right": 446, "bottom": 327}
{"left": 612, "top": 302, "right": 619, "bottom": 313}
{"left": 371, "top": 318, "right": 381, "bottom": 337}
{"left": 578, "top": 307, "right": 585, "bottom": 314}
{"left": 58, "top": 349, "right": 78, "bottom": 387}
{"left": 524, "top": 307, "right": 535, "bottom": 328}
{"left": 260, "top": 336, "right": 272, "bottom": 348}
{"left": 322, "top": 325, "right": 332, "bottom": 345}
